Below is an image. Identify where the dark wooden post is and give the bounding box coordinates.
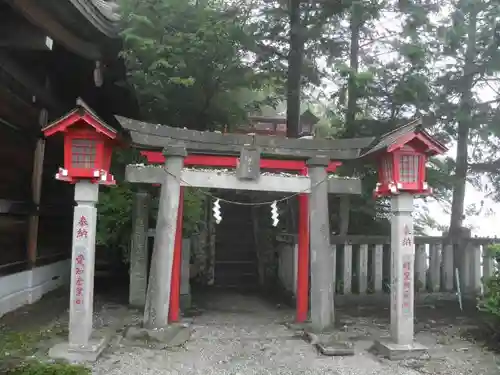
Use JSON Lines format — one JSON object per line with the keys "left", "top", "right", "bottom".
{"left": 27, "top": 107, "right": 48, "bottom": 268}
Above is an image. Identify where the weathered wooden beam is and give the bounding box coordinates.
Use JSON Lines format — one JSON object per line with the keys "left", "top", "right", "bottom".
{"left": 0, "top": 83, "right": 39, "bottom": 127}
{"left": 0, "top": 199, "right": 34, "bottom": 215}
{"left": 116, "top": 116, "right": 375, "bottom": 160}
{"left": 0, "top": 53, "right": 60, "bottom": 111}
{"left": 10, "top": 0, "right": 102, "bottom": 60}
{"left": 0, "top": 18, "right": 52, "bottom": 51}
{"left": 125, "top": 165, "right": 362, "bottom": 195}
{"left": 27, "top": 107, "right": 48, "bottom": 269}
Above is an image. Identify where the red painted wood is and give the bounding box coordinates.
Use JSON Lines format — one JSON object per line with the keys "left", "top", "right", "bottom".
{"left": 296, "top": 183, "right": 309, "bottom": 322}
{"left": 43, "top": 111, "right": 116, "bottom": 140}
{"left": 82, "top": 113, "right": 117, "bottom": 139}
{"left": 43, "top": 108, "right": 118, "bottom": 183}
{"left": 140, "top": 151, "right": 341, "bottom": 172}
{"left": 169, "top": 187, "right": 184, "bottom": 323}
{"left": 387, "top": 132, "right": 446, "bottom": 155}
{"left": 43, "top": 112, "right": 78, "bottom": 137}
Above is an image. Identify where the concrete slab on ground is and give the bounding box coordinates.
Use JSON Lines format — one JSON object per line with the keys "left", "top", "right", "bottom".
{"left": 373, "top": 339, "right": 428, "bottom": 360}
{"left": 123, "top": 324, "right": 191, "bottom": 349}
{"left": 48, "top": 335, "right": 109, "bottom": 363}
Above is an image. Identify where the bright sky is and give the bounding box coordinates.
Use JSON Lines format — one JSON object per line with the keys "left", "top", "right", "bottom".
{"left": 418, "top": 152, "right": 500, "bottom": 237}
{"left": 417, "top": 74, "right": 500, "bottom": 237}
{"left": 308, "top": 7, "right": 500, "bottom": 237}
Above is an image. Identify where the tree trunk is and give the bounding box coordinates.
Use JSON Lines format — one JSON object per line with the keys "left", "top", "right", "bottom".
{"left": 286, "top": 0, "right": 304, "bottom": 138}
{"left": 449, "top": 5, "right": 478, "bottom": 236}
{"left": 339, "top": 3, "right": 361, "bottom": 235}
{"left": 346, "top": 2, "right": 361, "bottom": 133}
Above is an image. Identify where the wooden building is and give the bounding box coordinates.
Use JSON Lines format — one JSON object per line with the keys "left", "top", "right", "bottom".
{"left": 0, "top": 0, "right": 137, "bottom": 314}
{"left": 233, "top": 110, "right": 319, "bottom": 137}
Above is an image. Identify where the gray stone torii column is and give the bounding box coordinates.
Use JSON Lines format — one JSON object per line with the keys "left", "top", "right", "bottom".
{"left": 143, "top": 144, "right": 186, "bottom": 329}
{"left": 308, "top": 156, "right": 334, "bottom": 332}
{"left": 129, "top": 188, "right": 150, "bottom": 307}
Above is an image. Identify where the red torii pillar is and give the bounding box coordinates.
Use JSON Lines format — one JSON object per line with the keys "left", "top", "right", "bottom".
{"left": 141, "top": 151, "right": 340, "bottom": 323}
{"left": 168, "top": 187, "right": 184, "bottom": 323}
{"left": 297, "top": 167, "right": 309, "bottom": 322}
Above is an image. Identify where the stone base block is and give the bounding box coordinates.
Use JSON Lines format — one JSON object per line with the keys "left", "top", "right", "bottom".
{"left": 123, "top": 323, "right": 191, "bottom": 349}
{"left": 316, "top": 341, "right": 354, "bottom": 356}
{"left": 284, "top": 321, "right": 311, "bottom": 333}
{"left": 294, "top": 327, "right": 355, "bottom": 356}
{"left": 373, "top": 339, "right": 427, "bottom": 360}
{"left": 48, "top": 336, "right": 109, "bottom": 363}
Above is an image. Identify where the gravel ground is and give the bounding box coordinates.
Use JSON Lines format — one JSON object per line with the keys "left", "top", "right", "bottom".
{"left": 90, "top": 292, "right": 500, "bottom": 375}
{"left": 2, "top": 285, "right": 499, "bottom": 375}
{"left": 93, "top": 293, "right": 415, "bottom": 375}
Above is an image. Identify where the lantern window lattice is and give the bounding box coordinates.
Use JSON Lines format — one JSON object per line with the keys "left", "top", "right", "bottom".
{"left": 399, "top": 154, "right": 420, "bottom": 183}
{"left": 382, "top": 157, "right": 393, "bottom": 183}
{"left": 71, "top": 139, "right": 98, "bottom": 169}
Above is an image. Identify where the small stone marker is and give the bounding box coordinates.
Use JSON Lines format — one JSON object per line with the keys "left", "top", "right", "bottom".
{"left": 49, "top": 181, "right": 109, "bottom": 362}
{"left": 374, "top": 193, "right": 427, "bottom": 360}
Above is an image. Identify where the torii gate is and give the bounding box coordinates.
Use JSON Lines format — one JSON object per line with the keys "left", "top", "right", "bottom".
{"left": 118, "top": 116, "right": 374, "bottom": 332}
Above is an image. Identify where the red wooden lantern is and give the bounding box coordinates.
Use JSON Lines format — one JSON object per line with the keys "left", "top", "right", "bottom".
{"left": 363, "top": 120, "right": 447, "bottom": 197}
{"left": 42, "top": 99, "right": 118, "bottom": 185}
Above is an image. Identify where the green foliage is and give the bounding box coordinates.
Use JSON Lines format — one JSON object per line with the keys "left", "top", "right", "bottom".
{"left": 96, "top": 183, "right": 134, "bottom": 254}
{"left": 478, "top": 244, "right": 500, "bottom": 320}
{"left": 149, "top": 188, "right": 205, "bottom": 238}
{"left": 479, "top": 273, "right": 500, "bottom": 319}
{"left": 119, "top": 0, "right": 276, "bottom": 130}
{"left": 182, "top": 189, "right": 205, "bottom": 237}
{"left": 7, "top": 362, "right": 89, "bottom": 375}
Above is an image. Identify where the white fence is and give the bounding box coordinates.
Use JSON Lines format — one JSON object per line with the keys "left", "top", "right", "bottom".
{"left": 277, "top": 234, "right": 499, "bottom": 297}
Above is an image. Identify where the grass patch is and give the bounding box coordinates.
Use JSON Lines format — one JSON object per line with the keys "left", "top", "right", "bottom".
{"left": 5, "top": 361, "right": 90, "bottom": 375}
{"left": 0, "top": 323, "right": 68, "bottom": 360}
{"left": 0, "top": 323, "right": 72, "bottom": 374}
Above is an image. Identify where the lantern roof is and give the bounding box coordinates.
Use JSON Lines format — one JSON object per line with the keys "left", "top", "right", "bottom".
{"left": 42, "top": 98, "right": 118, "bottom": 140}
{"left": 362, "top": 119, "right": 447, "bottom": 158}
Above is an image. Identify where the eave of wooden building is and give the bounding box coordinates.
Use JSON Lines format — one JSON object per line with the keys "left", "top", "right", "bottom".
{"left": 5, "top": 0, "right": 121, "bottom": 60}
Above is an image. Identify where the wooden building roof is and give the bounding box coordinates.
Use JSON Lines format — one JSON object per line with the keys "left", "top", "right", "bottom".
{"left": 6, "top": 0, "right": 121, "bottom": 60}
{"left": 0, "top": 0, "right": 138, "bottom": 134}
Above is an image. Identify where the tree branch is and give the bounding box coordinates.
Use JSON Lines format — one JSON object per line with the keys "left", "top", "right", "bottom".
{"left": 469, "top": 160, "right": 500, "bottom": 173}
